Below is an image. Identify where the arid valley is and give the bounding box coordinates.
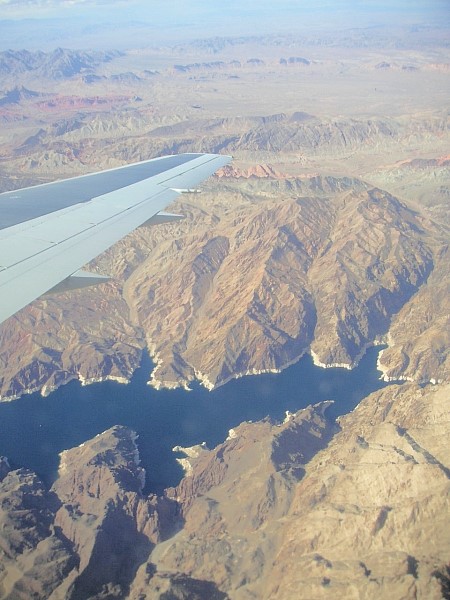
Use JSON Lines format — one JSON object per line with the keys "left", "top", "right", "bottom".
{"left": 0, "top": 8, "right": 449, "bottom": 599}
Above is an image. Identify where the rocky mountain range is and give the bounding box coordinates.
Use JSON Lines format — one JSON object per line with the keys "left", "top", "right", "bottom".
{"left": 0, "top": 28, "right": 448, "bottom": 599}
{"left": 0, "top": 381, "right": 448, "bottom": 599}
{"left": 0, "top": 86, "right": 44, "bottom": 106}
{"left": 2, "top": 109, "right": 448, "bottom": 182}
{"left": 0, "top": 41, "right": 448, "bottom": 401}
{"left": 0, "top": 166, "right": 448, "bottom": 400}
{"left": 0, "top": 48, "right": 122, "bottom": 80}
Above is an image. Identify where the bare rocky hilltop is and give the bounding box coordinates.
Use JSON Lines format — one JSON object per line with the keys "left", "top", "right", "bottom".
{"left": 0, "top": 381, "right": 448, "bottom": 599}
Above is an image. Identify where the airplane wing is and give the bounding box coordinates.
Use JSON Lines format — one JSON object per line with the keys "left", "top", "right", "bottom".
{"left": 0, "top": 153, "right": 231, "bottom": 324}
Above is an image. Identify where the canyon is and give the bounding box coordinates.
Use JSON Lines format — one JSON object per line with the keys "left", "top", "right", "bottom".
{"left": 0, "top": 22, "right": 449, "bottom": 599}
{"left": 0, "top": 382, "right": 448, "bottom": 598}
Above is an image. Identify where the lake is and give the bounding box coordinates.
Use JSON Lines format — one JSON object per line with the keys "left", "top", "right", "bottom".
{"left": 0, "top": 347, "right": 389, "bottom": 494}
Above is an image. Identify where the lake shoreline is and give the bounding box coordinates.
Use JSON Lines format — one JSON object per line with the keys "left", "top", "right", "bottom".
{"left": 0, "top": 346, "right": 391, "bottom": 495}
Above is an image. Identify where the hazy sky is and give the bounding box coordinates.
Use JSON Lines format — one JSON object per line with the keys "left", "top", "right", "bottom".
{"left": 1, "top": 0, "right": 448, "bottom": 21}
{"left": 0, "top": 0, "right": 448, "bottom": 49}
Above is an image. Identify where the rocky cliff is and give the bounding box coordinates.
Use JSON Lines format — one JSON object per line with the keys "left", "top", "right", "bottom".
{"left": 135, "top": 382, "right": 450, "bottom": 600}
{"left": 0, "top": 426, "right": 177, "bottom": 599}
{"left": 130, "top": 178, "right": 445, "bottom": 389}
{"left": 0, "top": 382, "right": 448, "bottom": 599}
{"left": 1, "top": 169, "right": 448, "bottom": 400}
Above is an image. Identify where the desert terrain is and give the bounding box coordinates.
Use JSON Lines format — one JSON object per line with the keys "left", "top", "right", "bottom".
{"left": 0, "top": 20, "right": 449, "bottom": 600}
{"left": 0, "top": 33, "right": 448, "bottom": 398}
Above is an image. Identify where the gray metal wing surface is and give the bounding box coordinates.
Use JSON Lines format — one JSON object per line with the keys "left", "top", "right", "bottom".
{"left": 0, "top": 153, "right": 231, "bottom": 324}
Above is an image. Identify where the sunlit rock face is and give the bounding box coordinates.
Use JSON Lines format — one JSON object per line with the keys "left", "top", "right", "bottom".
{"left": 118, "top": 177, "right": 445, "bottom": 391}
{"left": 130, "top": 383, "right": 450, "bottom": 600}
{"left": 0, "top": 426, "right": 178, "bottom": 599}
{"left": 0, "top": 383, "right": 448, "bottom": 599}
{"left": 1, "top": 158, "right": 447, "bottom": 400}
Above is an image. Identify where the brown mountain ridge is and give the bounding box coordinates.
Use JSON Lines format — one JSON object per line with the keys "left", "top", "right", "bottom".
{"left": 0, "top": 170, "right": 447, "bottom": 401}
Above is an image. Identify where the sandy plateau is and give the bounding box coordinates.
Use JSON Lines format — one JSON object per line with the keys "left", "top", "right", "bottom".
{"left": 0, "top": 26, "right": 449, "bottom": 599}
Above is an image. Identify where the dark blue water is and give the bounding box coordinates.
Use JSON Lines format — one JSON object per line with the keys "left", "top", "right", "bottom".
{"left": 0, "top": 347, "right": 389, "bottom": 494}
